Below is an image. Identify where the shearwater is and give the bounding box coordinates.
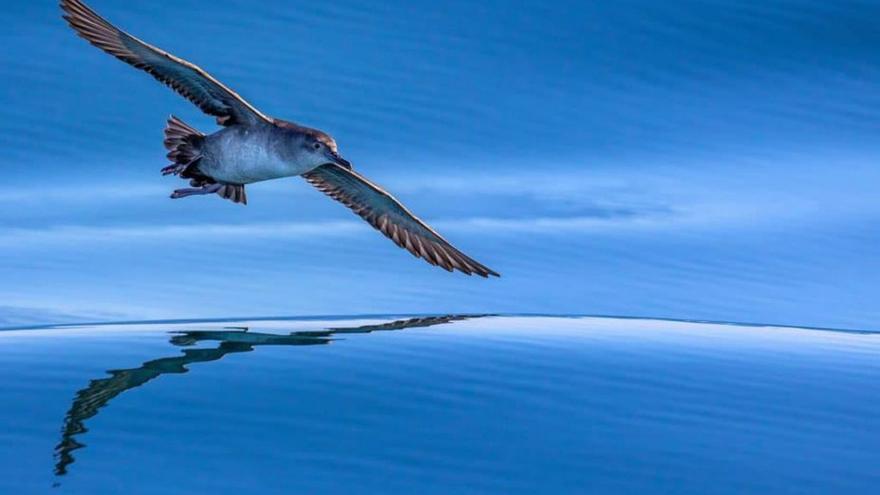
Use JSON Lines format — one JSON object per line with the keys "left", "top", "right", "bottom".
{"left": 60, "top": 0, "right": 499, "bottom": 277}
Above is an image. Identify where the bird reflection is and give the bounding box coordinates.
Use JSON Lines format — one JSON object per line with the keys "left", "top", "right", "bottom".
{"left": 53, "top": 315, "right": 480, "bottom": 477}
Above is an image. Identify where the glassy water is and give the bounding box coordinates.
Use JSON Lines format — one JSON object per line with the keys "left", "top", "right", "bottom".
{"left": 0, "top": 316, "right": 877, "bottom": 494}
{"left": 2, "top": 2, "right": 879, "bottom": 492}
{"left": 1, "top": 0, "right": 879, "bottom": 329}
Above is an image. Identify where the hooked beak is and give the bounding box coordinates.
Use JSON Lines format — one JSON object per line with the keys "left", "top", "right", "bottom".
{"left": 325, "top": 150, "right": 352, "bottom": 169}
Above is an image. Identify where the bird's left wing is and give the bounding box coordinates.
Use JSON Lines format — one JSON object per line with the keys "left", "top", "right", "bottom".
{"left": 61, "top": 0, "right": 271, "bottom": 126}
{"left": 303, "top": 164, "right": 499, "bottom": 277}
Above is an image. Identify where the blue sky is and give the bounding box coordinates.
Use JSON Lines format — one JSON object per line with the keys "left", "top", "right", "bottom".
{"left": 2, "top": 0, "right": 879, "bottom": 329}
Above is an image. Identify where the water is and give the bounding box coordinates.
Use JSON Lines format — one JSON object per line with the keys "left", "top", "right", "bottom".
{"left": 1, "top": 0, "right": 878, "bottom": 329}
{"left": 2, "top": 2, "right": 879, "bottom": 492}
{"left": 0, "top": 315, "right": 877, "bottom": 494}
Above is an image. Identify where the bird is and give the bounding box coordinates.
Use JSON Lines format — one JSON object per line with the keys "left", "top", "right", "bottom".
{"left": 60, "top": 0, "right": 499, "bottom": 277}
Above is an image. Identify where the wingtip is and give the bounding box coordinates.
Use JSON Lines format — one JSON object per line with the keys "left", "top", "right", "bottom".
{"left": 455, "top": 263, "right": 500, "bottom": 278}
{"left": 460, "top": 256, "right": 500, "bottom": 278}
{"left": 476, "top": 268, "right": 501, "bottom": 278}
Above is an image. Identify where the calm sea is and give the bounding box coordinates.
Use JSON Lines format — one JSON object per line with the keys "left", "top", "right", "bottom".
{"left": 1, "top": 0, "right": 879, "bottom": 329}
{"left": 1, "top": 316, "right": 878, "bottom": 494}
{"left": 1, "top": 1, "right": 879, "bottom": 493}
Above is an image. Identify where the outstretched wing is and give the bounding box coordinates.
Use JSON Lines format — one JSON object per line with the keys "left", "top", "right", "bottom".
{"left": 303, "top": 164, "right": 500, "bottom": 277}
{"left": 61, "top": 0, "right": 271, "bottom": 126}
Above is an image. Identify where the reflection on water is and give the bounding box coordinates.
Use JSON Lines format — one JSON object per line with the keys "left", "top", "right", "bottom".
{"left": 53, "top": 315, "right": 479, "bottom": 477}
{"left": 0, "top": 316, "right": 876, "bottom": 494}
{"left": 2, "top": 0, "right": 880, "bottom": 330}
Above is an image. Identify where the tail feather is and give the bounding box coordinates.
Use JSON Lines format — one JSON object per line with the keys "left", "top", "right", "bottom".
{"left": 164, "top": 115, "right": 204, "bottom": 166}
{"left": 164, "top": 115, "right": 203, "bottom": 146}
{"left": 161, "top": 116, "right": 247, "bottom": 205}
{"left": 218, "top": 184, "right": 247, "bottom": 204}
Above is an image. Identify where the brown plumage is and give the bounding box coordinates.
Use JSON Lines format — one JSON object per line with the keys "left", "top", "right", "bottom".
{"left": 60, "top": 0, "right": 499, "bottom": 276}
{"left": 61, "top": 0, "right": 270, "bottom": 127}
{"left": 304, "top": 165, "right": 499, "bottom": 277}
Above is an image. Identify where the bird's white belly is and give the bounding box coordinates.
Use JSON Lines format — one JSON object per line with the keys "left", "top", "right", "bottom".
{"left": 207, "top": 133, "right": 309, "bottom": 184}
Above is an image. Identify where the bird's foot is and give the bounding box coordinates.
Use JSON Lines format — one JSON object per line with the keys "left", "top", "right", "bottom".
{"left": 161, "top": 163, "right": 187, "bottom": 176}
{"left": 170, "top": 183, "right": 222, "bottom": 199}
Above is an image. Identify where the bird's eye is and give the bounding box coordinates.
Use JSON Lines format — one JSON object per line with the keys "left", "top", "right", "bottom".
{"left": 313, "top": 142, "right": 321, "bottom": 150}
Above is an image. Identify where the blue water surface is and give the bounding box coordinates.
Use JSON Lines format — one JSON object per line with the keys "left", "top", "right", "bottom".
{"left": 2, "top": 4, "right": 879, "bottom": 492}
{"left": 1, "top": 0, "right": 878, "bottom": 329}
{"left": 0, "top": 316, "right": 878, "bottom": 494}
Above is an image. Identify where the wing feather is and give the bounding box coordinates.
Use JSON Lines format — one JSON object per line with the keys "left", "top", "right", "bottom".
{"left": 61, "top": 0, "right": 271, "bottom": 126}
{"left": 303, "top": 164, "right": 499, "bottom": 277}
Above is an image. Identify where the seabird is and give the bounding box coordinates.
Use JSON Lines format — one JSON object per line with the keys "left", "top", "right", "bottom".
{"left": 60, "top": 0, "right": 499, "bottom": 277}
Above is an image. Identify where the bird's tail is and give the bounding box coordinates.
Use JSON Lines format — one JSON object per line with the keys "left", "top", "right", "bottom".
{"left": 161, "top": 116, "right": 247, "bottom": 204}
{"left": 163, "top": 115, "right": 204, "bottom": 170}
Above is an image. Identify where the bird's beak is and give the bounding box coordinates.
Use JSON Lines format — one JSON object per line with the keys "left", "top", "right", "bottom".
{"left": 326, "top": 150, "right": 352, "bottom": 169}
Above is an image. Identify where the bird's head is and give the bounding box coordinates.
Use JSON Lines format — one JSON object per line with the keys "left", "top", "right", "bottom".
{"left": 274, "top": 119, "right": 352, "bottom": 169}
{"left": 304, "top": 132, "right": 351, "bottom": 169}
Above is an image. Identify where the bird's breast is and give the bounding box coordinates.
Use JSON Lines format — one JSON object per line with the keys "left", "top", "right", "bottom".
{"left": 205, "top": 128, "right": 310, "bottom": 184}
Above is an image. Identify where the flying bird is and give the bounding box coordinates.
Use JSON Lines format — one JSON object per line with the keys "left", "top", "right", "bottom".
{"left": 60, "top": 0, "right": 499, "bottom": 277}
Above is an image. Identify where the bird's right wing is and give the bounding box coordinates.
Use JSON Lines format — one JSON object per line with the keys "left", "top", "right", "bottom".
{"left": 303, "top": 164, "right": 499, "bottom": 277}
{"left": 61, "top": 0, "right": 272, "bottom": 126}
